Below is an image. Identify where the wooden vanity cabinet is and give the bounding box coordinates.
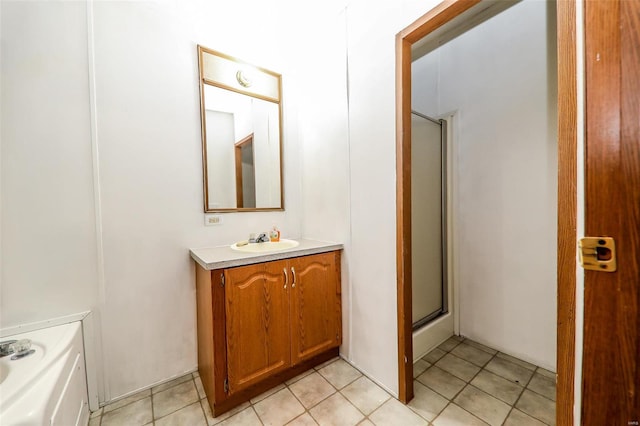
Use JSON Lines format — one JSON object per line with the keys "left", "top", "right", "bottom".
{"left": 195, "top": 250, "right": 341, "bottom": 416}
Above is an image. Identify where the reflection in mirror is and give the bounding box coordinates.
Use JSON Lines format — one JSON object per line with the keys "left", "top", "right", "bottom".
{"left": 197, "top": 46, "right": 283, "bottom": 212}
{"left": 235, "top": 133, "right": 255, "bottom": 208}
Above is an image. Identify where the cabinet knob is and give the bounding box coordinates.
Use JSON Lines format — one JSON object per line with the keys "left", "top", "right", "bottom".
{"left": 291, "top": 267, "right": 296, "bottom": 288}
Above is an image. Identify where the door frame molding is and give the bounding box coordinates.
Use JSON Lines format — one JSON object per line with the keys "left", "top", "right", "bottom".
{"left": 555, "top": 1, "right": 577, "bottom": 423}
{"left": 395, "top": 3, "right": 577, "bottom": 425}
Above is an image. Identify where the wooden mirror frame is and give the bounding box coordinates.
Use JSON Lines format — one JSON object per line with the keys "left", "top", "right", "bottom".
{"left": 197, "top": 45, "right": 284, "bottom": 213}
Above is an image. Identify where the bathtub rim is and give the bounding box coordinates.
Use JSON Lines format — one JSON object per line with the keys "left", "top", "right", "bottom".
{"left": 0, "top": 311, "right": 99, "bottom": 412}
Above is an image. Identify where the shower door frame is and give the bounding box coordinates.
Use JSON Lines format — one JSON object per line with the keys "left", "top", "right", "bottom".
{"left": 395, "top": 2, "right": 577, "bottom": 425}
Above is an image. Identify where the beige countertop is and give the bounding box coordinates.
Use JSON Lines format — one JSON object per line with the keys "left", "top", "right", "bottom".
{"left": 190, "top": 239, "right": 343, "bottom": 270}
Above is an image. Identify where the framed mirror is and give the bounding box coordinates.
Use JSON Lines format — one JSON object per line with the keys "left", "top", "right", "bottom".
{"left": 197, "top": 46, "right": 283, "bottom": 212}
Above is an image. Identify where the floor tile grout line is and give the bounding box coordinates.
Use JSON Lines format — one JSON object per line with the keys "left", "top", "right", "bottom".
{"left": 477, "top": 350, "right": 540, "bottom": 387}
{"left": 286, "top": 365, "right": 371, "bottom": 423}
{"left": 417, "top": 337, "right": 473, "bottom": 402}
{"left": 306, "top": 404, "right": 322, "bottom": 425}
{"left": 417, "top": 337, "right": 493, "bottom": 425}
{"left": 98, "top": 376, "right": 191, "bottom": 424}
{"left": 289, "top": 411, "right": 316, "bottom": 426}
{"left": 526, "top": 367, "right": 558, "bottom": 403}
{"left": 444, "top": 350, "right": 500, "bottom": 425}
{"left": 408, "top": 380, "right": 450, "bottom": 424}
{"left": 511, "top": 392, "right": 554, "bottom": 426}
{"left": 251, "top": 405, "right": 266, "bottom": 426}
{"left": 151, "top": 378, "right": 200, "bottom": 422}
{"left": 150, "top": 380, "right": 157, "bottom": 423}
{"left": 250, "top": 383, "right": 287, "bottom": 406}
{"left": 524, "top": 385, "right": 557, "bottom": 404}
{"left": 313, "top": 356, "right": 340, "bottom": 372}
{"left": 509, "top": 368, "right": 554, "bottom": 426}
{"left": 416, "top": 364, "right": 468, "bottom": 402}
{"left": 470, "top": 368, "right": 529, "bottom": 407}
{"left": 366, "top": 398, "right": 386, "bottom": 423}
{"left": 460, "top": 338, "right": 500, "bottom": 356}
{"left": 448, "top": 348, "right": 498, "bottom": 401}
{"left": 99, "top": 390, "right": 150, "bottom": 417}
{"left": 285, "top": 374, "right": 336, "bottom": 416}
{"left": 495, "top": 352, "right": 538, "bottom": 372}
{"left": 407, "top": 379, "right": 450, "bottom": 423}
{"left": 317, "top": 368, "right": 363, "bottom": 392}
{"left": 462, "top": 382, "right": 519, "bottom": 425}
{"left": 501, "top": 406, "right": 516, "bottom": 426}
{"left": 198, "top": 398, "right": 209, "bottom": 426}
{"left": 337, "top": 383, "right": 388, "bottom": 421}
{"left": 438, "top": 401, "right": 490, "bottom": 426}
{"left": 418, "top": 339, "right": 555, "bottom": 426}
{"left": 449, "top": 352, "right": 494, "bottom": 369}
{"left": 533, "top": 365, "right": 558, "bottom": 383}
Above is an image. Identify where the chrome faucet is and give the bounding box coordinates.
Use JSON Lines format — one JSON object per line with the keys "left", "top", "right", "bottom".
{"left": 0, "top": 340, "right": 17, "bottom": 357}
{"left": 248, "top": 232, "right": 270, "bottom": 243}
{"left": 255, "top": 233, "right": 270, "bottom": 243}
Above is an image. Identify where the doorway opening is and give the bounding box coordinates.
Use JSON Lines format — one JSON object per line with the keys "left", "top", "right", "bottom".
{"left": 395, "top": 3, "right": 577, "bottom": 425}
{"left": 234, "top": 133, "right": 256, "bottom": 208}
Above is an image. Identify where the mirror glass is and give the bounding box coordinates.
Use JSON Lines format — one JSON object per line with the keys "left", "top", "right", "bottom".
{"left": 198, "top": 46, "right": 283, "bottom": 212}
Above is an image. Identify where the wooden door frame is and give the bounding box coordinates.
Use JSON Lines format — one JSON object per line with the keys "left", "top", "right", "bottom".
{"left": 234, "top": 133, "right": 254, "bottom": 208}
{"left": 395, "top": 3, "right": 577, "bottom": 425}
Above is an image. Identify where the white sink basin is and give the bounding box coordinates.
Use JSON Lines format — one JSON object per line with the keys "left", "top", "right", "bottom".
{"left": 230, "top": 239, "right": 300, "bottom": 253}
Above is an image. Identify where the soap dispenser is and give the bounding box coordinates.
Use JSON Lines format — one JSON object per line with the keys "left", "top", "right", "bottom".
{"left": 269, "top": 225, "right": 280, "bottom": 242}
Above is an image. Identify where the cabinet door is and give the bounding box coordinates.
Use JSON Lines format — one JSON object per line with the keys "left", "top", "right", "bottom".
{"left": 225, "top": 260, "right": 290, "bottom": 394}
{"left": 290, "top": 252, "right": 341, "bottom": 365}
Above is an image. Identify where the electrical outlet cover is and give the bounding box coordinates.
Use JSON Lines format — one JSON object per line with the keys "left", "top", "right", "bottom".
{"left": 204, "top": 214, "right": 223, "bottom": 226}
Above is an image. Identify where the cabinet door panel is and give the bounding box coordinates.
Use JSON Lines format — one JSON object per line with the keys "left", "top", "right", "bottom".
{"left": 290, "top": 252, "right": 341, "bottom": 364}
{"left": 225, "top": 261, "right": 290, "bottom": 394}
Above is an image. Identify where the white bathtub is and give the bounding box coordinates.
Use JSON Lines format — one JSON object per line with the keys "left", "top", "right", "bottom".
{"left": 0, "top": 322, "right": 89, "bottom": 426}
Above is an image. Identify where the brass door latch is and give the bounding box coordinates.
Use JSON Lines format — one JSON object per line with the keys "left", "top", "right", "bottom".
{"left": 579, "top": 237, "right": 617, "bottom": 272}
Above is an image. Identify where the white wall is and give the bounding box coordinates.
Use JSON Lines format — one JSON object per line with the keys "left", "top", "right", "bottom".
{"left": 297, "top": 0, "right": 454, "bottom": 396}
{"left": 295, "top": 7, "right": 353, "bottom": 365}
{"left": 1, "top": 2, "right": 99, "bottom": 330}
{"left": 412, "top": 0, "right": 558, "bottom": 369}
{"left": 412, "top": 51, "right": 440, "bottom": 117}
{"left": 341, "top": 0, "right": 443, "bottom": 394}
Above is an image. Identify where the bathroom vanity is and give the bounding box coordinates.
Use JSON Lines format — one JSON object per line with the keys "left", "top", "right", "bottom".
{"left": 190, "top": 240, "right": 343, "bottom": 416}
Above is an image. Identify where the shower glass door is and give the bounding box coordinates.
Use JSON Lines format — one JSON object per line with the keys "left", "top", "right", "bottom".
{"left": 411, "top": 111, "right": 447, "bottom": 329}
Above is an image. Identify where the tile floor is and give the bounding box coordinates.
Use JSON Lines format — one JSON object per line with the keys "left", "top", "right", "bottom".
{"left": 89, "top": 336, "right": 555, "bottom": 426}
